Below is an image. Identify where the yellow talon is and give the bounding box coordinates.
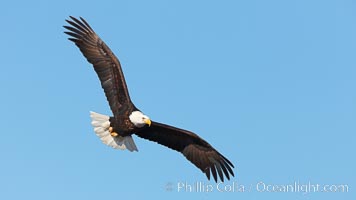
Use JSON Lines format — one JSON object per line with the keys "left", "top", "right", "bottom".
{"left": 110, "top": 132, "right": 118, "bottom": 137}
{"left": 108, "top": 127, "right": 118, "bottom": 137}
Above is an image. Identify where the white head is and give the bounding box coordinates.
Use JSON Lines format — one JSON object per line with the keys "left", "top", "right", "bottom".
{"left": 129, "top": 111, "right": 151, "bottom": 128}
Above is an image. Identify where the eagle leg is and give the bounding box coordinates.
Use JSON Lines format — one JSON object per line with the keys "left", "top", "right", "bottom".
{"left": 109, "top": 127, "right": 119, "bottom": 137}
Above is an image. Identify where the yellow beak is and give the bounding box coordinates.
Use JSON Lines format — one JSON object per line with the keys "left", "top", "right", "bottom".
{"left": 144, "top": 118, "right": 151, "bottom": 127}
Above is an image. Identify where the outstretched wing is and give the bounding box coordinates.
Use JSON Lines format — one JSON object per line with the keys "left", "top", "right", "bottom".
{"left": 64, "top": 16, "right": 131, "bottom": 115}
{"left": 135, "top": 121, "right": 234, "bottom": 182}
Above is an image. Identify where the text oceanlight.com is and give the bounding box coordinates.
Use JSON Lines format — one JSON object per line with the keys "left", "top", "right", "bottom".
{"left": 171, "top": 181, "right": 349, "bottom": 194}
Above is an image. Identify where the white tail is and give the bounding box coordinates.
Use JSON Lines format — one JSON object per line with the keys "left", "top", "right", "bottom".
{"left": 89, "top": 111, "right": 138, "bottom": 152}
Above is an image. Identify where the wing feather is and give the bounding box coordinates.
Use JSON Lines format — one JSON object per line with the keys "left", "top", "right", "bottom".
{"left": 64, "top": 16, "right": 131, "bottom": 115}
{"left": 135, "top": 121, "right": 234, "bottom": 182}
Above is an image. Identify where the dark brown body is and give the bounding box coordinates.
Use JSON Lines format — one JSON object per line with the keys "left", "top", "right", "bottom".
{"left": 109, "top": 104, "right": 140, "bottom": 136}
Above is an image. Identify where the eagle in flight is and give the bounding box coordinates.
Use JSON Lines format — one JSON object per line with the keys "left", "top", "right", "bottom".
{"left": 64, "top": 16, "right": 234, "bottom": 182}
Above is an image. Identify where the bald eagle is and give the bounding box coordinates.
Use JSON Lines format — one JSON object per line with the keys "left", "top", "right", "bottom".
{"left": 64, "top": 16, "right": 234, "bottom": 182}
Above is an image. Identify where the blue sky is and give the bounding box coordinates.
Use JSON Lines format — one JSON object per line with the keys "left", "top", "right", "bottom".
{"left": 0, "top": 0, "right": 355, "bottom": 199}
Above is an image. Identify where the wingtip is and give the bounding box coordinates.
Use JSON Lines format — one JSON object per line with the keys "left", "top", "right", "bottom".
{"left": 211, "top": 166, "right": 218, "bottom": 183}
{"left": 205, "top": 168, "right": 211, "bottom": 181}
{"left": 69, "top": 15, "right": 76, "bottom": 21}
{"left": 68, "top": 38, "right": 78, "bottom": 43}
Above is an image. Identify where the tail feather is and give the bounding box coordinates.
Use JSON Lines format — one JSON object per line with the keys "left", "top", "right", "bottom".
{"left": 89, "top": 111, "right": 138, "bottom": 152}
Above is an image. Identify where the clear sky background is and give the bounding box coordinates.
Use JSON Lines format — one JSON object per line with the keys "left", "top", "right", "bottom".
{"left": 0, "top": 0, "right": 355, "bottom": 199}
